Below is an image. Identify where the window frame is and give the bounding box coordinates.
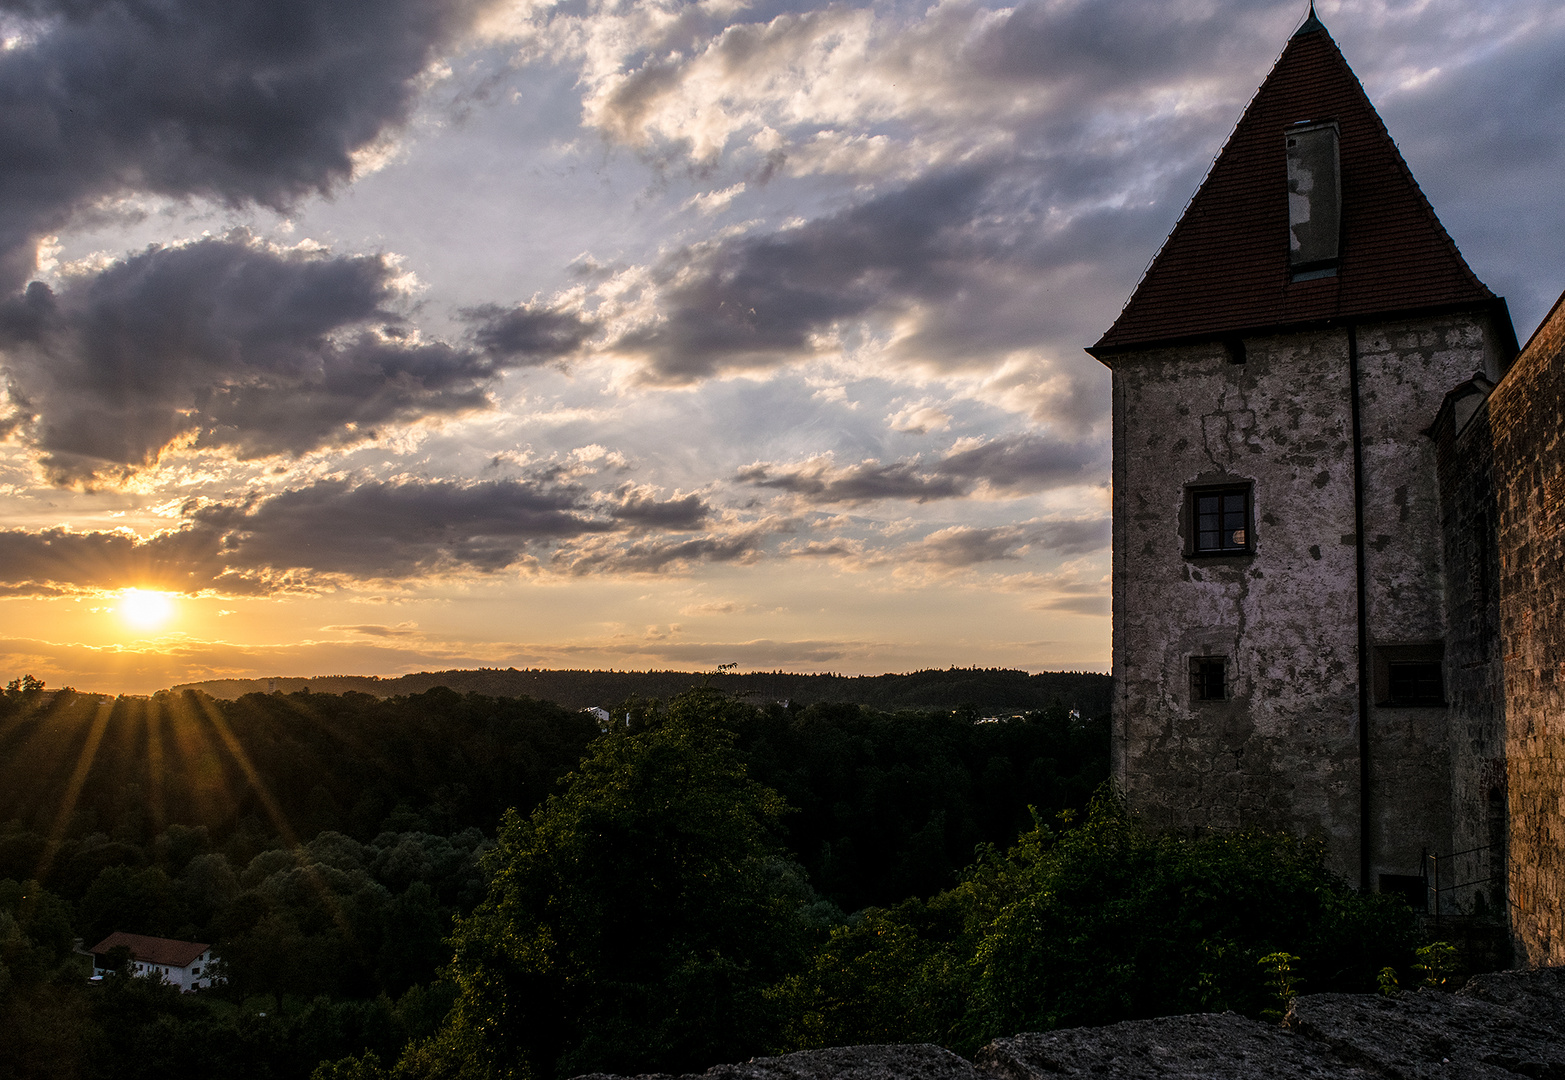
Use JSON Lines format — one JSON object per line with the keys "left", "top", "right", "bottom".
{"left": 1189, "top": 656, "right": 1229, "bottom": 703}
{"left": 1186, "top": 483, "right": 1255, "bottom": 558}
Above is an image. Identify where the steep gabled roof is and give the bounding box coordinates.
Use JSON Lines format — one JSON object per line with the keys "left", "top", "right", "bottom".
{"left": 91, "top": 931, "right": 209, "bottom": 968}
{"left": 1091, "top": 14, "right": 1496, "bottom": 356}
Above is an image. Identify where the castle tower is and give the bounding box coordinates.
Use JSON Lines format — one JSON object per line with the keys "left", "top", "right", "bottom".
{"left": 1088, "top": 10, "right": 1517, "bottom": 894}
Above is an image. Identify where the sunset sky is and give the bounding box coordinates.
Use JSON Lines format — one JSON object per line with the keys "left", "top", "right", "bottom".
{"left": 1, "top": 0, "right": 1561, "bottom": 694}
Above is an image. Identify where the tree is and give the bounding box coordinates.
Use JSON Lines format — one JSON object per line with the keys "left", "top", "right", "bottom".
{"left": 414, "top": 690, "right": 814, "bottom": 1080}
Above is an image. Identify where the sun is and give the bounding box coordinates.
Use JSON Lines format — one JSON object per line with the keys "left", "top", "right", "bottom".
{"left": 118, "top": 588, "right": 177, "bottom": 631}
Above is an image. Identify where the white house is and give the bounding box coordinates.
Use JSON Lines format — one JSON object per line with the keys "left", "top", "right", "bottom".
{"left": 90, "top": 931, "right": 219, "bottom": 991}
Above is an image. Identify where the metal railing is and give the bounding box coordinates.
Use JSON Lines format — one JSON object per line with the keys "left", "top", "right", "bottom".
{"left": 1425, "top": 843, "right": 1502, "bottom": 925}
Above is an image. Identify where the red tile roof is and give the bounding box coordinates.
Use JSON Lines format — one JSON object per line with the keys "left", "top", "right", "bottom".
{"left": 1091, "top": 18, "right": 1496, "bottom": 356}
{"left": 91, "top": 931, "right": 209, "bottom": 969}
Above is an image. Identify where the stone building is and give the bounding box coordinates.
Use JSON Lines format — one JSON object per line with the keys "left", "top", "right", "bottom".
{"left": 1090, "top": 8, "right": 1565, "bottom": 965}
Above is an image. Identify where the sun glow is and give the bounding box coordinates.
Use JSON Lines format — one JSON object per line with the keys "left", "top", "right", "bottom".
{"left": 118, "top": 588, "right": 177, "bottom": 631}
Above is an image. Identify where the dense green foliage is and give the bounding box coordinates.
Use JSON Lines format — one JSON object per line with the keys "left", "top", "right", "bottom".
{"left": 421, "top": 691, "right": 819, "bottom": 1080}
{"left": 773, "top": 798, "right": 1417, "bottom": 1055}
{"left": 0, "top": 686, "right": 602, "bottom": 866}
{"left": 0, "top": 680, "right": 1432, "bottom": 1080}
{"left": 732, "top": 702, "right": 1108, "bottom": 909}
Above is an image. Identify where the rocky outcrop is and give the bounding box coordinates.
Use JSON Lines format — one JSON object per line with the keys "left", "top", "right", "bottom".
{"left": 570, "top": 1044, "right": 986, "bottom": 1080}
{"left": 574, "top": 969, "right": 1565, "bottom": 1080}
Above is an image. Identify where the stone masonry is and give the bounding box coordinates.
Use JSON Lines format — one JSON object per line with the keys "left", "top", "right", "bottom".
{"left": 1436, "top": 293, "right": 1565, "bottom": 965}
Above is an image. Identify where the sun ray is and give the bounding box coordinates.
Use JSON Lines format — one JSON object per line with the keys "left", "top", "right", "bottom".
{"left": 35, "top": 698, "right": 115, "bottom": 883}
{"left": 188, "top": 692, "right": 359, "bottom": 939}
{"left": 145, "top": 695, "right": 167, "bottom": 839}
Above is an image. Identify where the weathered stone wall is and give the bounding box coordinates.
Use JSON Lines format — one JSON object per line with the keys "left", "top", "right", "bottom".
{"left": 1355, "top": 315, "right": 1504, "bottom": 882}
{"left": 1431, "top": 382, "right": 1508, "bottom": 922}
{"left": 1110, "top": 312, "right": 1499, "bottom": 886}
{"left": 1111, "top": 330, "right": 1363, "bottom": 876}
{"left": 1486, "top": 294, "right": 1565, "bottom": 966}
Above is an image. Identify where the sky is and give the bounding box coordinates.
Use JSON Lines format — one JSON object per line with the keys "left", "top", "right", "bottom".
{"left": 0, "top": 0, "right": 1561, "bottom": 695}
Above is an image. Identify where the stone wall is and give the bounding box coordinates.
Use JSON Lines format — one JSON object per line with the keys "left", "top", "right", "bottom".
{"left": 1431, "top": 378, "right": 1508, "bottom": 922}
{"left": 1486, "top": 293, "right": 1565, "bottom": 966}
{"left": 1109, "top": 312, "right": 1499, "bottom": 886}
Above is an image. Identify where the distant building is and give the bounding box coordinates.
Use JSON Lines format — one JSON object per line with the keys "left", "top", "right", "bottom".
{"left": 1093, "top": 8, "right": 1565, "bottom": 966}
{"left": 91, "top": 932, "right": 219, "bottom": 991}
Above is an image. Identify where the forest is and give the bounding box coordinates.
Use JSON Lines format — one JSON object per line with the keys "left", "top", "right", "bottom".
{"left": 0, "top": 677, "right": 1421, "bottom": 1080}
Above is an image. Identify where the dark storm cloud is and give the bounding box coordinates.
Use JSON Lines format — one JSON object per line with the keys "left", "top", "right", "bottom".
{"left": 1034, "top": 517, "right": 1110, "bottom": 556}
{"left": 0, "top": 0, "right": 483, "bottom": 289}
{"left": 907, "top": 525, "right": 1032, "bottom": 567}
{"left": 191, "top": 477, "right": 610, "bottom": 578}
{"left": 905, "top": 516, "right": 1108, "bottom": 568}
{"left": 736, "top": 458, "right": 967, "bottom": 504}
{"left": 461, "top": 302, "right": 597, "bottom": 365}
{"left": 959, "top": 0, "right": 1273, "bottom": 91}
{"left": 736, "top": 433, "right": 1101, "bottom": 505}
{"left": 610, "top": 146, "right": 1182, "bottom": 390}
{"left": 614, "top": 165, "right": 997, "bottom": 381}
{"left": 556, "top": 526, "right": 772, "bottom": 576}
{"left": 936, "top": 434, "right": 1100, "bottom": 492}
{"left": 0, "top": 233, "right": 514, "bottom": 485}
{"left": 0, "top": 475, "right": 722, "bottom": 594}
{"left": 0, "top": 523, "right": 261, "bottom": 595}
{"left": 607, "top": 489, "right": 710, "bottom": 530}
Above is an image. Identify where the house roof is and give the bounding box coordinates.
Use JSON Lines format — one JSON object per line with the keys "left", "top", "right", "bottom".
{"left": 91, "top": 931, "right": 209, "bottom": 968}
{"left": 1091, "top": 13, "right": 1498, "bottom": 357}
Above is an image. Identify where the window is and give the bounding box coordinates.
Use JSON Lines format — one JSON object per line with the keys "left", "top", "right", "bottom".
{"left": 1373, "top": 642, "right": 1446, "bottom": 706}
{"left": 1388, "top": 662, "right": 1443, "bottom": 704}
{"left": 1190, "top": 656, "right": 1227, "bottom": 701}
{"left": 1286, "top": 121, "right": 1341, "bottom": 279}
{"left": 1190, "top": 486, "right": 1252, "bottom": 554}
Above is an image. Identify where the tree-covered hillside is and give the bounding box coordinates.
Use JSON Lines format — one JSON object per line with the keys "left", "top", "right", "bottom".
{"left": 171, "top": 667, "right": 1112, "bottom": 716}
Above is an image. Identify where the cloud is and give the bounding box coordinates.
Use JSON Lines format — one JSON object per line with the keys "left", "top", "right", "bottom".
{"left": 461, "top": 302, "right": 597, "bottom": 364}
{"left": 191, "top": 477, "right": 612, "bottom": 579}
{"left": 0, "top": 0, "right": 486, "bottom": 289}
{"left": 936, "top": 433, "right": 1100, "bottom": 492}
{"left": 504, "top": 0, "right": 1291, "bottom": 182}
{"left": 607, "top": 164, "right": 998, "bottom": 382}
{"left": 554, "top": 522, "right": 775, "bottom": 576}
{"left": 888, "top": 403, "right": 952, "bottom": 434}
{"left": 904, "top": 524, "right": 1034, "bottom": 568}
{"left": 321, "top": 623, "right": 420, "bottom": 637}
{"left": 0, "top": 474, "right": 722, "bottom": 593}
{"left": 0, "top": 232, "right": 524, "bottom": 485}
{"left": 736, "top": 432, "right": 1101, "bottom": 505}
{"left": 737, "top": 456, "right": 967, "bottom": 505}
{"left": 606, "top": 486, "right": 710, "bottom": 530}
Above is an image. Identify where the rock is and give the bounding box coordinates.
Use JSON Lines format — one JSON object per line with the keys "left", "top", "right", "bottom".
{"left": 571, "top": 1043, "right": 984, "bottom": 1080}
{"left": 1458, "top": 966, "right": 1565, "bottom": 1038}
{"left": 980, "top": 1011, "right": 1375, "bottom": 1079}
{"left": 1285, "top": 986, "right": 1565, "bottom": 1079}
{"left": 572, "top": 969, "right": 1565, "bottom": 1080}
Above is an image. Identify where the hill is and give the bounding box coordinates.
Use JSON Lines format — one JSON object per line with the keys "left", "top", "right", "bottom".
{"left": 171, "top": 666, "right": 1112, "bottom": 716}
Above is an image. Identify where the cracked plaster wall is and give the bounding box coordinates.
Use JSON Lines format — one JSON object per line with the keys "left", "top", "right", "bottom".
{"left": 1111, "top": 312, "right": 1501, "bottom": 885}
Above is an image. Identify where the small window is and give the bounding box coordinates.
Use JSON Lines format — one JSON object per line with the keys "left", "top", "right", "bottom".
{"left": 1190, "top": 657, "right": 1227, "bottom": 701}
{"left": 1286, "top": 121, "right": 1341, "bottom": 278}
{"left": 1373, "top": 642, "right": 1446, "bottom": 706}
{"left": 1388, "top": 662, "right": 1443, "bottom": 705}
{"left": 1190, "top": 486, "right": 1252, "bottom": 554}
